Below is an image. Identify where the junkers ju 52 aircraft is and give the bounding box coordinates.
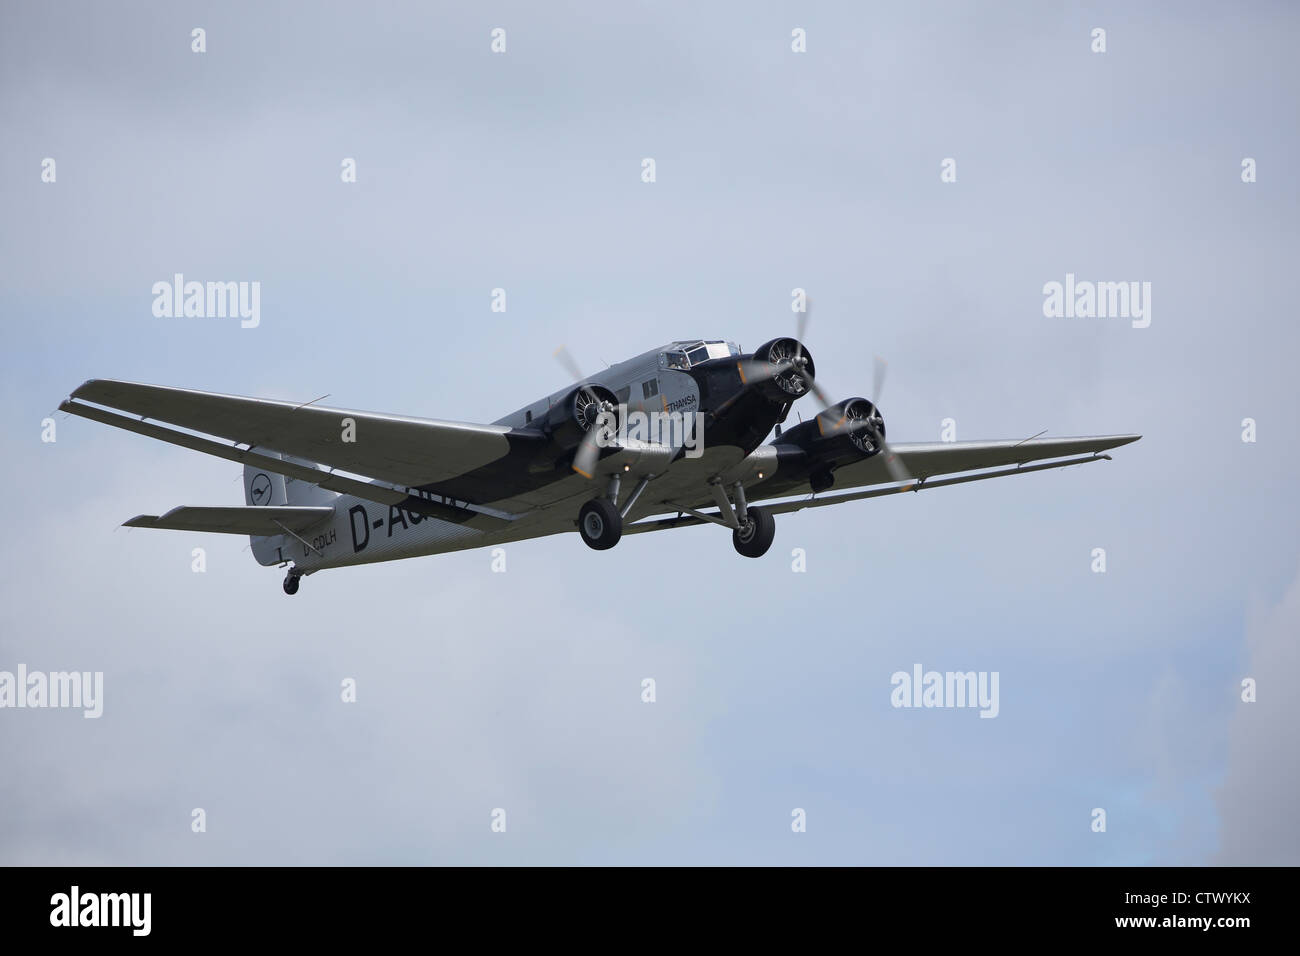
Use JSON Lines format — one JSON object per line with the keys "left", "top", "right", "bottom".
{"left": 59, "top": 320, "right": 1139, "bottom": 594}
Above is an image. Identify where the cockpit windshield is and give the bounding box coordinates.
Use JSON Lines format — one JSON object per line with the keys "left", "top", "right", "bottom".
{"left": 663, "top": 351, "right": 688, "bottom": 370}
{"left": 660, "top": 340, "right": 740, "bottom": 370}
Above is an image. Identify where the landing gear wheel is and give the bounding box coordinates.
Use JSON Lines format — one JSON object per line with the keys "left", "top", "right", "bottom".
{"left": 732, "top": 506, "right": 775, "bottom": 558}
{"left": 283, "top": 574, "right": 301, "bottom": 595}
{"left": 578, "top": 497, "right": 623, "bottom": 551}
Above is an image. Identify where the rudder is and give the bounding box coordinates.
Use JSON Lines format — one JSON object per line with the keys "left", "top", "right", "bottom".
{"left": 244, "top": 453, "right": 337, "bottom": 565}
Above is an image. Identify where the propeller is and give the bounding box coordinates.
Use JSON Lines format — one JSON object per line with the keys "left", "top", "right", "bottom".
{"left": 800, "top": 370, "right": 833, "bottom": 409}
{"left": 715, "top": 302, "right": 830, "bottom": 419}
{"left": 554, "top": 346, "right": 616, "bottom": 480}
{"left": 553, "top": 345, "right": 586, "bottom": 383}
{"left": 862, "top": 354, "right": 913, "bottom": 486}
{"left": 793, "top": 300, "right": 852, "bottom": 431}
{"left": 805, "top": 332, "right": 913, "bottom": 487}
{"left": 571, "top": 394, "right": 615, "bottom": 479}
{"left": 791, "top": 301, "right": 833, "bottom": 406}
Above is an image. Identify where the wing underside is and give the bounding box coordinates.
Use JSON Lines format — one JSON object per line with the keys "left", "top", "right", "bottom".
{"left": 625, "top": 434, "right": 1140, "bottom": 534}
{"left": 63, "top": 378, "right": 522, "bottom": 486}
{"left": 829, "top": 434, "right": 1140, "bottom": 488}
{"left": 59, "top": 379, "right": 546, "bottom": 525}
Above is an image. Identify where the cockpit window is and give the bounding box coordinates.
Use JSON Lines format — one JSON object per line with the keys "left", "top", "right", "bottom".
{"left": 662, "top": 350, "right": 689, "bottom": 370}
{"left": 662, "top": 341, "right": 740, "bottom": 369}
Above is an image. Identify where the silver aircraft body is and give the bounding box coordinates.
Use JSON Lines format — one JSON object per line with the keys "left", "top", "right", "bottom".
{"left": 58, "top": 333, "right": 1139, "bottom": 594}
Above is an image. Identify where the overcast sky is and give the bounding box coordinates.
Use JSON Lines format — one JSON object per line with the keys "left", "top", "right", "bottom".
{"left": 1, "top": 0, "right": 1296, "bottom": 865}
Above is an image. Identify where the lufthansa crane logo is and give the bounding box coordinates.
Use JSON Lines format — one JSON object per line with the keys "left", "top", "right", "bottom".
{"left": 250, "top": 473, "right": 273, "bottom": 504}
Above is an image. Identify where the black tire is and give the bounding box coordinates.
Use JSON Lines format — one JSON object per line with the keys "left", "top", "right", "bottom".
{"left": 578, "top": 497, "right": 622, "bottom": 551}
{"left": 732, "top": 506, "right": 775, "bottom": 558}
{"left": 283, "top": 575, "right": 300, "bottom": 595}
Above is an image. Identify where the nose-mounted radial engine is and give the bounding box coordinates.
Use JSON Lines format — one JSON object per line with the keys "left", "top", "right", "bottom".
{"left": 748, "top": 336, "right": 816, "bottom": 403}
{"left": 721, "top": 304, "right": 831, "bottom": 423}
{"left": 551, "top": 310, "right": 916, "bottom": 559}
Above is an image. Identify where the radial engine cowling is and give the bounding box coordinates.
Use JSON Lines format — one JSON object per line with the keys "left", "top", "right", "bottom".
{"left": 541, "top": 383, "right": 621, "bottom": 452}
{"left": 781, "top": 397, "right": 885, "bottom": 468}
{"left": 749, "top": 337, "right": 816, "bottom": 403}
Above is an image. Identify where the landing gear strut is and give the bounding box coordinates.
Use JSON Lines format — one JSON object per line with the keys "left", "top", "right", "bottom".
{"left": 667, "top": 480, "right": 778, "bottom": 559}
{"left": 283, "top": 571, "right": 301, "bottom": 595}
{"left": 732, "top": 506, "right": 776, "bottom": 558}
{"left": 578, "top": 497, "right": 622, "bottom": 550}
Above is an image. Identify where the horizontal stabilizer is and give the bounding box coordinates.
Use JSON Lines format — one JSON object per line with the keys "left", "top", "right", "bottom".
{"left": 123, "top": 506, "right": 333, "bottom": 536}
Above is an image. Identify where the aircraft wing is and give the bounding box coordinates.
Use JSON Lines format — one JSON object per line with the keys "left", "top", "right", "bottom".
{"left": 124, "top": 506, "right": 333, "bottom": 536}
{"left": 60, "top": 378, "right": 538, "bottom": 489}
{"left": 625, "top": 434, "right": 1140, "bottom": 534}
{"left": 825, "top": 434, "right": 1141, "bottom": 490}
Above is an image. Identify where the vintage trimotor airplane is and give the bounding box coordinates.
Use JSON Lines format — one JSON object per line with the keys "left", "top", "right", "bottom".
{"left": 58, "top": 321, "right": 1139, "bottom": 594}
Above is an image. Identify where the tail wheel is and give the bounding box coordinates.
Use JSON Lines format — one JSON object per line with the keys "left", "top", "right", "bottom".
{"left": 578, "top": 497, "right": 623, "bottom": 551}
{"left": 733, "top": 506, "right": 775, "bottom": 558}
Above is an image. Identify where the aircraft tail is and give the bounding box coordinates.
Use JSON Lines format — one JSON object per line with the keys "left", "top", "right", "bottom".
{"left": 244, "top": 453, "right": 338, "bottom": 564}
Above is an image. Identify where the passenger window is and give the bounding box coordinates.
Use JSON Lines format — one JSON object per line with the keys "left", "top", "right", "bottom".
{"left": 642, "top": 379, "right": 659, "bottom": 399}
{"left": 525, "top": 409, "right": 533, "bottom": 424}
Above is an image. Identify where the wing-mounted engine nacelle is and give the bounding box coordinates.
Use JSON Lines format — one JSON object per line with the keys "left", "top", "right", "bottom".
{"left": 542, "top": 383, "right": 622, "bottom": 451}
{"left": 749, "top": 337, "right": 816, "bottom": 404}
{"left": 780, "top": 397, "right": 885, "bottom": 475}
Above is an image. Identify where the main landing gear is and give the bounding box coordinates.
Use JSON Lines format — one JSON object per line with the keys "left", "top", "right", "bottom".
{"left": 283, "top": 570, "right": 302, "bottom": 595}
{"left": 577, "top": 473, "right": 777, "bottom": 559}
{"left": 660, "top": 480, "right": 778, "bottom": 559}
{"left": 577, "top": 472, "right": 654, "bottom": 551}
{"left": 732, "top": 505, "right": 776, "bottom": 558}
{"left": 578, "top": 497, "right": 622, "bottom": 550}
